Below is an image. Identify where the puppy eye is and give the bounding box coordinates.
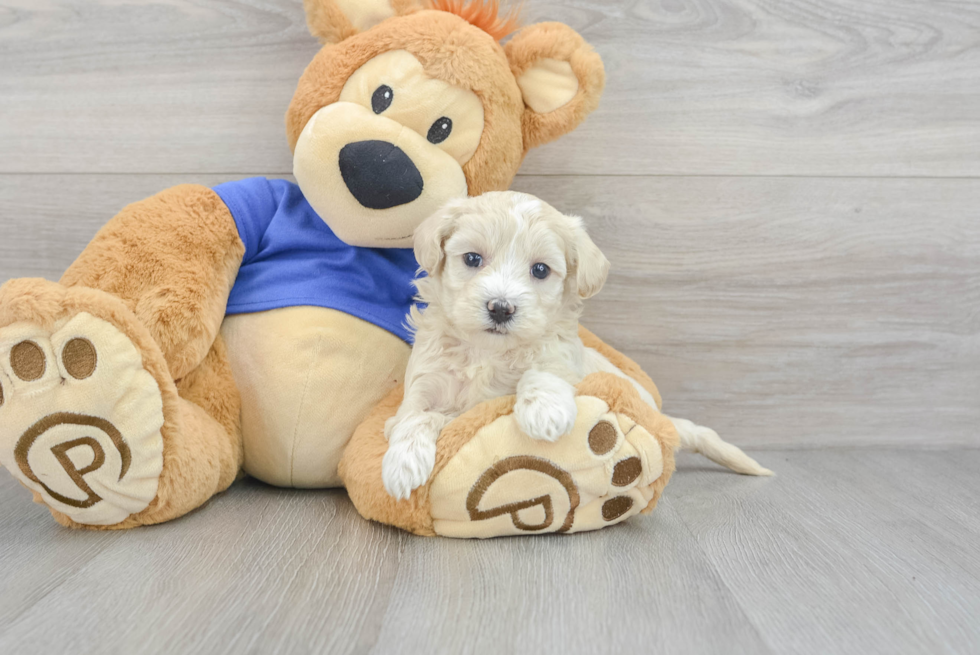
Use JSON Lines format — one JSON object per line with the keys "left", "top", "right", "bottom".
{"left": 427, "top": 117, "right": 453, "bottom": 144}
{"left": 531, "top": 263, "right": 550, "bottom": 280}
{"left": 372, "top": 85, "right": 393, "bottom": 114}
{"left": 463, "top": 252, "right": 483, "bottom": 268}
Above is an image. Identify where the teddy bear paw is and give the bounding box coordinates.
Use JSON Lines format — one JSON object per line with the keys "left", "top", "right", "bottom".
{"left": 426, "top": 394, "right": 671, "bottom": 538}
{"left": 0, "top": 309, "right": 164, "bottom": 526}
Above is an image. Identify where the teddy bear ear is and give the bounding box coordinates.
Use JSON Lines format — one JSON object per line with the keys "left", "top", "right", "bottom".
{"left": 504, "top": 22, "right": 606, "bottom": 152}
{"left": 303, "top": 0, "right": 421, "bottom": 44}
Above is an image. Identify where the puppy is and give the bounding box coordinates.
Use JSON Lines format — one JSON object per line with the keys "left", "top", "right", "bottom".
{"left": 382, "top": 192, "right": 772, "bottom": 500}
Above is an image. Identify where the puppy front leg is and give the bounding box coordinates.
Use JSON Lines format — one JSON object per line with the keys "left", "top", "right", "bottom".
{"left": 382, "top": 386, "right": 450, "bottom": 500}
{"left": 515, "top": 369, "right": 578, "bottom": 442}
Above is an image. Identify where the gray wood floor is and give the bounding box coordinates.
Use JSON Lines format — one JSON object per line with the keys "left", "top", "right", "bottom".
{"left": 2, "top": 449, "right": 979, "bottom": 654}
{"left": 1, "top": 1, "right": 979, "bottom": 653}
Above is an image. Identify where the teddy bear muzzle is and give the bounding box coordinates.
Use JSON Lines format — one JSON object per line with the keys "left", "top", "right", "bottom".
{"left": 293, "top": 101, "right": 468, "bottom": 249}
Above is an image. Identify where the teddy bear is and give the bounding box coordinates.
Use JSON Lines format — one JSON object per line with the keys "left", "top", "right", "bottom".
{"left": 0, "top": 0, "right": 764, "bottom": 538}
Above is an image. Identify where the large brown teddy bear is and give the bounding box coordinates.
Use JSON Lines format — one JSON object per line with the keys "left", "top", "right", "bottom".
{"left": 0, "top": 0, "right": 762, "bottom": 537}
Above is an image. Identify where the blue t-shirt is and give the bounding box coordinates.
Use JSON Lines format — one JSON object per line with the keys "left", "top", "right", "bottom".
{"left": 214, "top": 177, "right": 419, "bottom": 343}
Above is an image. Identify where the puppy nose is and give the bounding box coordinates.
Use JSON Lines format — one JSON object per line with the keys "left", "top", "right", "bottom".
{"left": 487, "top": 299, "right": 516, "bottom": 325}
{"left": 338, "top": 140, "right": 424, "bottom": 209}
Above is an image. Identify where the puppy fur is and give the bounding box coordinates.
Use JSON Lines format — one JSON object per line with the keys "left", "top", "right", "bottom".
{"left": 382, "top": 191, "right": 771, "bottom": 500}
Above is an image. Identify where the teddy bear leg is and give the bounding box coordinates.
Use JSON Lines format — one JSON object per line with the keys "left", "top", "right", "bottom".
{"left": 0, "top": 280, "right": 242, "bottom": 529}
{"left": 0, "top": 184, "right": 246, "bottom": 527}
{"left": 342, "top": 372, "right": 680, "bottom": 538}
{"left": 427, "top": 373, "right": 680, "bottom": 537}
{"left": 59, "top": 184, "right": 245, "bottom": 382}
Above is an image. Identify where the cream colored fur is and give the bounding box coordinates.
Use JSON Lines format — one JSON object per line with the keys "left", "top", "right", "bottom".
{"left": 384, "top": 191, "right": 771, "bottom": 499}
{"left": 383, "top": 191, "right": 603, "bottom": 498}
{"left": 517, "top": 58, "right": 580, "bottom": 114}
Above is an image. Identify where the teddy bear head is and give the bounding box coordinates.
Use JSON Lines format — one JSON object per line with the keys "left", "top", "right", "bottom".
{"left": 286, "top": 0, "right": 605, "bottom": 248}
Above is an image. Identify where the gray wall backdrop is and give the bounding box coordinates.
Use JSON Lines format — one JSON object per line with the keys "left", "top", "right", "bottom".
{"left": 1, "top": 0, "right": 977, "bottom": 447}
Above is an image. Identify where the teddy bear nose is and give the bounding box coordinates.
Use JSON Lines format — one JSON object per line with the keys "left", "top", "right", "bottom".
{"left": 338, "top": 140, "right": 424, "bottom": 210}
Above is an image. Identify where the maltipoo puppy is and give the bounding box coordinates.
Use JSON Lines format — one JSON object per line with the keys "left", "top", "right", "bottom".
{"left": 382, "top": 191, "right": 771, "bottom": 500}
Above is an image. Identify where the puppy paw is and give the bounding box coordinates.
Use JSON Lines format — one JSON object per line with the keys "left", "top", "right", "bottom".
{"left": 382, "top": 439, "right": 436, "bottom": 501}
{"left": 515, "top": 370, "right": 578, "bottom": 442}
{"left": 381, "top": 412, "right": 444, "bottom": 500}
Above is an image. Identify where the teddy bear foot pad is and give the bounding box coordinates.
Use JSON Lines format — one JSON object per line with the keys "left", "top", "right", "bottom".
{"left": 430, "top": 395, "right": 666, "bottom": 538}
{"left": 0, "top": 310, "right": 164, "bottom": 526}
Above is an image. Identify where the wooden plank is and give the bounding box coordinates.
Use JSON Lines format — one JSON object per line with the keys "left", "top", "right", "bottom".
{"left": 0, "top": 479, "right": 403, "bottom": 655}
{"left": 0, "top": 0, "right": 317, "bottom": 176}
{"left": 668, "top": 449, "right": 980, "bottom": 654}
{"left": 4, "top": 450, "right": 977, "bottom": 654}
{"left": 0, "top": 472, "right": 126, "bottom": 631}
{"left": 0, "top": 479, "right": 773, "bottom": 655}
{"left": 370, "top": 496, "right": 771, "bottom": 655}
{"left": 2, "top": 173, "right": 978, "bottom": 448}
{"left": 1, "top": 1, "right": 979, "bottom": 176}
{"left": 521, "top": 0, "right": 980, "bottom": 177}
{"left": 817, "top": 449, "right": 980, "bottom": 578}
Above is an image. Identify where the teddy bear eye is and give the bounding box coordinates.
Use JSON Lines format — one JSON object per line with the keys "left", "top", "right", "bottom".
{"left": 464, "top": 252, "right": 482, "bottom": 268}
{"left": 372, "top": 85, "right": 393, "bottom": 114}
{"left": 531, "top": 263, "right": 550, "bottom": 279}
{"left": 427, "top": 117, "right": 453, "bottom": 144}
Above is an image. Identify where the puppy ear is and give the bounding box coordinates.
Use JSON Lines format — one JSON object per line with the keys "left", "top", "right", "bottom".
{"left": 303, "top": 0, "right": 421, "bottom": 44}
{"left": 504, "top": 22, "right": 606, "bottom": 151}
{"left": 414, "top": 198, "right": 467, "bottom": 274}
{"left": 570, "top": 220, "right": 609, "bottom": 299}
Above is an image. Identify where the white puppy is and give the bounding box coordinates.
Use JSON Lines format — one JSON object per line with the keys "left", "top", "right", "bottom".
{"left": 382, "top": 192, "right": 772, "bottom": 500}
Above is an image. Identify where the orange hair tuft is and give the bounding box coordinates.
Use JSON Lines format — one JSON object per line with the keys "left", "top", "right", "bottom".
{"left": 428, "top": 0, "right": 523, "bottom": 41}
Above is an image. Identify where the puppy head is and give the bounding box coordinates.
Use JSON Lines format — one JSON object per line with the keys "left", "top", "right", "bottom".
{"left": 415, "top": 191, "right": 609, "bottom": 346}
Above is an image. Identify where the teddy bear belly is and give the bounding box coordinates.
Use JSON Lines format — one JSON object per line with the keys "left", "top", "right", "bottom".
{"left": 220, "top": 306, "right": 410, "bottom": 488}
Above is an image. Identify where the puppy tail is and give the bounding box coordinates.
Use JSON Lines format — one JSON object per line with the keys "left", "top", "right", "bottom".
{"left": 668, "top": 416, "right": 774, "bottom": 477}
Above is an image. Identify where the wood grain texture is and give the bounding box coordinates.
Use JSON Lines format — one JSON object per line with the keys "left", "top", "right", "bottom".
{"left": 0, "top": 475, "right": 403, "bottom": 654}
{"left": 2, "top": 449, "right": 978, "bottom": 654}
{"left": 3, "top": 173, "right": 977, "bottom": 448}
{"left": 1, "top": 0, "right": 979, "bottom": 176}
{"left": 668, "top": 449, "right": 980, "bottom": 655}
{"left": 369, "top": 493, "right": 771, "bottom": 655}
